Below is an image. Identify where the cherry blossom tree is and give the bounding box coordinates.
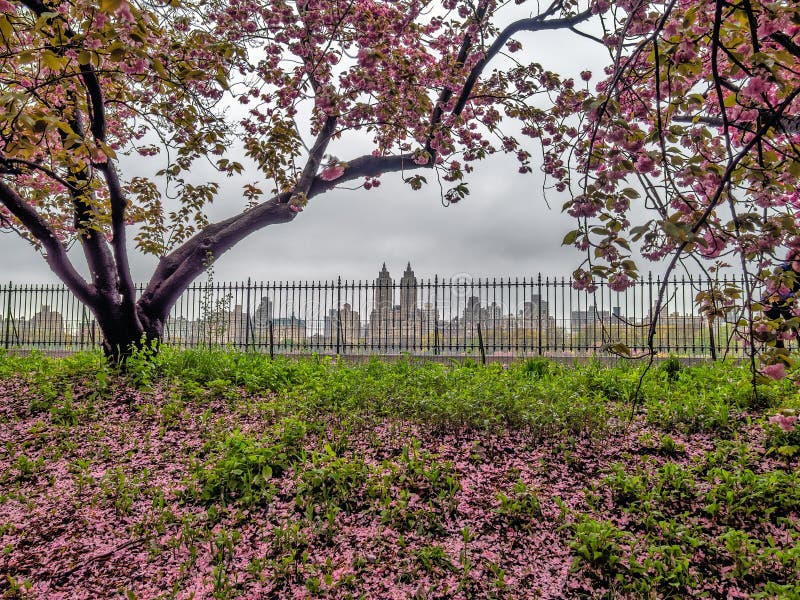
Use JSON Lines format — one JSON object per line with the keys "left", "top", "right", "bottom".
{"left": 555, "top": 0, "right": 800, "bottom": 369}
{"left": 0, "top": 0, "right": 599, "bottom": 359}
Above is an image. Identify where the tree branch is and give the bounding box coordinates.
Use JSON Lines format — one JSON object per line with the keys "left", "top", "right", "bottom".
{"left": 18, "top": 0, "right": 121, "bottom": 298}
{"left": 771, "top": 32, "right": 800, "bottom": 60}
{"left": 97, "top": 161, "right": 136, "bottom": 310}
{"left": 79, "top": 64, "right": 107, "bottom": 142}
{"left": 139, "top": 193, "right": 295, "bottom": 320}
{"left": 292, "top": 115, "right": 337, "bottom": 198}
{"left": 17, "top": 0, "right": 47, "bottom": 14}
{"left": 673, "top": 113, "right": 800, "bottom": 134}
{"left": 426, "top": 1, "right": 490, "bottom": 153}
{"left": 308, "top": 152, "right": 418, "bottom": 197}
{"left": 451, "top": 8, "right": 596, "bottom": 117}
{"left": 0, "top": 180, "right": 95, "bottom": 305}
{"left": 0, "top": 156, "right": 79, "bottom": 192}
{"left": 141, "top": 153, "right": 423, "bottom": 321}
{"left": 645, "top": 86, "right": 800, "bottom": 354}
{"left": 67, "top": 110, "right": 117, "bottom": 295}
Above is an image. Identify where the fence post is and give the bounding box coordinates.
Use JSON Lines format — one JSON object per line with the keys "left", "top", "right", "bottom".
{"left": 269, "top": 320, "right": 274, "bottom": 359}
{"left": 245, "top": 278, "right": 252, "bottom": 351}
{"left": 433, "top": 275, "right": 439, "bottom": 356}
{"left": 477, "top": 322, "right": 486, "bottom": 365}
{"left": 537, "top": 273, "right": 543, "bottom": 356}
{"left": 708, "top": 317, "right": 717, "bottom": 361}
{"left": 647, "top": 271, "right": 654, "bottom": 351}
{"left": 3, "top": 282, "right": 11, "bottom": 350}
{"left": 336, "top": 276, "right": 342, "bottom": 355}
{"left": 80, "top": 307, "right": 88, "bottom": 349}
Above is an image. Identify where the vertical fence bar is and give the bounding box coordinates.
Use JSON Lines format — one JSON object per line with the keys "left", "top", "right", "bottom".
{"left": 335, "top": 276, "right": 341, "bottom": 355}
{"left": 269, "top": 320, "right": 274, "bottom": 359}
{"left": 537, "top": 274, "right": 543, "bottom": 356}
{"left": 477, "top": 322, "right": 486, "bottom": 364}
{"left": 433, "top": 275, "right": 439, "bottom": 356}
{"left": 245, "top": 278, "right": 252, "bottom": 351}
{"left": 3, "top": 282, "right": 11, "bottom": 350}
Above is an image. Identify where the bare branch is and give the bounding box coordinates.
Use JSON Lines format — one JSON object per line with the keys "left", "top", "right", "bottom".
{"left": 452, "top": 8, "right": 596, "bottom": 117}
{"left": 97, "top": 161, "right": 136, "bottom": 309}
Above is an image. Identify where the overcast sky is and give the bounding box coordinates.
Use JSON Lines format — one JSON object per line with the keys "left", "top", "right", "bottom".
{"left": 1, "top": 25, "right": 612, "bottom": 286}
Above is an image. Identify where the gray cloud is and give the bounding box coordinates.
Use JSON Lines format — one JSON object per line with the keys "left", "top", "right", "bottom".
{"left": 1, "top": 157, "right": 584, "bottom": 286}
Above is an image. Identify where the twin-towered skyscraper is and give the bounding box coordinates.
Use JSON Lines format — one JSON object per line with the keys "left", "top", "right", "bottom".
{"left": 369, "top": 262, "right": 424, "bottom": 344}
{"left": 374, "top": 261, "right": 418, "bottom": 316}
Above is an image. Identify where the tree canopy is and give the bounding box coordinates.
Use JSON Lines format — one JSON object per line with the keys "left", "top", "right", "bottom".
{"left": 0, "top": 0, "right": 597, "bottom": 355}
{"left": 1, "top": 0, "right": 799, "bottom": 366}
{"left": 553, "top": 0, "right": 800, "bottom": 368}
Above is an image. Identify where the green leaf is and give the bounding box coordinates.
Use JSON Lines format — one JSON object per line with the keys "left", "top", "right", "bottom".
{"left": 100, "top": 0, "right": 123, "bottom": 12}
{"left": 404, "top": 175, "right": 426, "bottom": 191}
{"left": 17, "top": 51, "right": 35, "bottom": 63}
{"left": 41, "top": 50, "right": 65, "bottom": 70}
{"left": 0, "top": 15, "right": 13, "bottom": 41}
{"left": 562, "top": 230, "right": 581, "bottom": 245}
{"left": 152, "top": 58, "right": 167, "bottom": 79}
{"left": 109, "top": 46, "right": 126, "bottom": 62}
{"left": 98, "top": 141, "right": 117, "bottom": 160}
{"left": 661, "top": 220, "right": 687, "bottom": 241}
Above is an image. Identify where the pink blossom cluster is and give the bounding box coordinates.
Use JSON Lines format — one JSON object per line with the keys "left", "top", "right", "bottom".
{"left": 768, "top": 411, "right": 798, "bottom": 432}
{"left": 552, "top": 0, "right": 800, "bottom": 309}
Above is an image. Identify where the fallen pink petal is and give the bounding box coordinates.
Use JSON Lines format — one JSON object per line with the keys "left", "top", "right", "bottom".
{"left": 1, "top": 352, "right": 799, "bottom": 598}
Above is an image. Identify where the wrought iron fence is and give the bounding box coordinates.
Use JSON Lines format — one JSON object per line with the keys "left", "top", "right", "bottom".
{"left": 0, "top": 273, "right": 751, "bottom": 358}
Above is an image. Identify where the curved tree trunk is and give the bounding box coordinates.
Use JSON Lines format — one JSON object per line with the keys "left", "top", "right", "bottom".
{"left": 94, "top": 302, "right": 163, "bottom": 363}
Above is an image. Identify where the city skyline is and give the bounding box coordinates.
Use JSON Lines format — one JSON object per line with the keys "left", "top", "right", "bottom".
{"left": 3, "top": 263, "right": 729, "bottom": 356}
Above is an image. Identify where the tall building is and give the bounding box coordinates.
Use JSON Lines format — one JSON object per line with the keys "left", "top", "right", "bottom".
{"left": 324, "top": 303, "right": 361, "bottom": 346}
{"left": 521, "top": 294, "right": 550, "bottom": 321}
{"left": 570, "top": 305, "right": 620, "bottom": 329}
{"left": 254, "top": 297, "right": 273, "bottom": 326}
{"left": 272, "top": 315, "right": 307, "bottom": 345}
{"left": 420, "top": 302, "right": 438, "bottom": 332}
{"left": 463, "top": 296, "right": 482, "bottom": 323}
{"left": 399, "top": 262, "right": 417, "bottom": 320}
{"left": 374, "top": 262, "right": 393, "bottom": 313}
{"left": 367, "top": 262, "right": 425, "bottom": 348}
{"left": 23, "top": 304, "right": 65, "bottom": 344}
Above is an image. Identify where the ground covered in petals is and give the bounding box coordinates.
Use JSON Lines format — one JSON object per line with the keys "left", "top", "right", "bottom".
{"left": 1, "top": 350, "right": 799, "bottom": 599}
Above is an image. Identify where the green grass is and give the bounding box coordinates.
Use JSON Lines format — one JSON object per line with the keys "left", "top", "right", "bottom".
{"left": 2, "top": 348, "right": 799, "bottom": 598}
{"left": 0, "top": 347, "right": 782, "bottom": 435}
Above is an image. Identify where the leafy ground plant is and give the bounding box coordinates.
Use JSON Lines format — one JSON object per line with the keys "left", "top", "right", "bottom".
{"left": 0, "top": 350, "right": 798, "bottom": 598}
